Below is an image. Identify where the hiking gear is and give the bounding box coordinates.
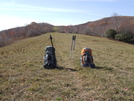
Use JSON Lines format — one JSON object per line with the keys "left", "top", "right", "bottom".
{"left": 49, "top": 35, "right": 53, "bottom": 47}
{"left": 70, "top": 35, "right": 76, "bottom": 59}
{"left": 80, "top": 48, "right": 95, "bottom": 68}
{"left": 44, "top": 35, "right": 57, "bottom": 69}
{"left": 44, "top": 46, "right": 57, "bottom": 69}
{"left": 71, "top": 35, "right": 76, "bottom": 51}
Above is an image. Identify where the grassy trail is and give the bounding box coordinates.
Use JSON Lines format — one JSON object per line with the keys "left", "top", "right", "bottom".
{"left": 0, "top": 32, "right": 134, "bottom": 100}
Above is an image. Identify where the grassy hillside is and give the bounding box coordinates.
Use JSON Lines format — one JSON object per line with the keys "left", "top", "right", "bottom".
{"left": 0, "top": 32, "right": 134, "bottom": 101}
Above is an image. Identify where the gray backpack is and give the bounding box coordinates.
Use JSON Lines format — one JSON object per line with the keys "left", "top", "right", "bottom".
{"left": 44, "top": 46, "right": 57, "bottom": 69}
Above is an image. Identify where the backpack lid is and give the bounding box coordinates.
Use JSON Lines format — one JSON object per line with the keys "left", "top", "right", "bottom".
{"left": 81, "top": 47, "right": 92, "bottom": 56}
{"left": 83, "top": 47, "right": 91, "bottom": 50}
{"left": 45, "top": 46, "right": 55, "bottom": 53}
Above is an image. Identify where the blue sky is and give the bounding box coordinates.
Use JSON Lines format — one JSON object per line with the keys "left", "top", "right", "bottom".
{"left": 0, "top": 0, "right": 134, "bottom": 31}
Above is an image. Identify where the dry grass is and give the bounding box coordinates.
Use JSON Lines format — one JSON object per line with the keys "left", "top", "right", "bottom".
{"left": 0, "top": 32, "right": 134, "bottom": 101}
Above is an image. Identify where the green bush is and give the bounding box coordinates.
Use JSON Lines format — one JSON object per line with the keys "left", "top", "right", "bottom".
{"left": 104, "top": 29, "right": 117, "bottom": 39}
{"left": 115, "top": 31, "right": 134, "bottom": 42}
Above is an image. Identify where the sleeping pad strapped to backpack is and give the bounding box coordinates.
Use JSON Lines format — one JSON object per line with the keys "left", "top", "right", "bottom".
{"left": 81, "top": 48, "right": 95, "bottom": 68}
{"left": 44, "top": 46, "right": 57, "bottom": 69}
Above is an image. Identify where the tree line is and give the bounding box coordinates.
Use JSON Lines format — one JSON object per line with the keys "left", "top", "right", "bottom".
{"left": 55, "top": 15, "right": 134, "bottom": 44}
{"left": 0, "top": 15, "right": 134, "bottom": 47}
{"left": 0, "top": 22, "right": 54, "bottom": 47}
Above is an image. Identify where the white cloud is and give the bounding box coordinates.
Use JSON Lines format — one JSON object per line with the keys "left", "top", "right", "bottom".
{"left": 0, "top": 2, "right": 83, "bottom": 13}
{"left": 0, "top": 16, "right": 34, "bottom": 30}
{"left": 0, "top": 2, "right": 84, "bottom": 30}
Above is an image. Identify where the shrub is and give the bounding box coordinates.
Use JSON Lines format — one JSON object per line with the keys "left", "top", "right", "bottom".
{"left": 104, "top": 29, "right": 117, "bottom": 39}
{"left": 115, "top": 31, "right": 134, "bottom": 43}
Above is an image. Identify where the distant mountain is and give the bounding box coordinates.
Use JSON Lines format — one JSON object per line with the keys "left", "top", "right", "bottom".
{"left": 0, "top": 22, "right": 54, "bottom": 47}
{"left": 0, "top": 16, "right": 134, "bottom": 47}
{"left": 57, "top": 16, "right": 134, "bottom": 36}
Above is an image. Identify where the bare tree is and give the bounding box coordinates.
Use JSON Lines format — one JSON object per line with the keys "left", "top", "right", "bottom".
{"left": 111, "top": 13, "right": 123, "bottom": 31}
{"left": 119, "top": 18, "right": 134, "bottom": 33}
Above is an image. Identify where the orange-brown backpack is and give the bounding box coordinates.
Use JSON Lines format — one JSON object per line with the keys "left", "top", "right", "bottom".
{"left": 81, "top": 48, "right": 95, "bottom": 68}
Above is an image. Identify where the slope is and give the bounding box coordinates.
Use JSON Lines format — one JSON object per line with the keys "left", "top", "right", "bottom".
{"left": 0, "top": 32, "right": 134, "bottom": 100}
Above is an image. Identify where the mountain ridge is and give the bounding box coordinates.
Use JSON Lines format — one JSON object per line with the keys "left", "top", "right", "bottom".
{"left": 0, "top": 16, "right": 134, "bottom": 47}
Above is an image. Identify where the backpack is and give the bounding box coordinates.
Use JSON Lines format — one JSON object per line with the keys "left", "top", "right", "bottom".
{"left": 44, "top": 46, "right": 57, "bottom": 69}
{"left": 81, "top": 48, "right": 95, "bottom": 68}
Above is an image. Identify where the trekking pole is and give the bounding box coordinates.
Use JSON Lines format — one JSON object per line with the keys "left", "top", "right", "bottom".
{"left": 70, "top": 36, "right": 73, "bottom": 51}
{"left": 71, "top": 35, "right": 76, "bottom": 50}
{"left": 49, "top": 35, "right": 53, "bottom": 47}
{"left": 70, "top": 38, "right": 72, "bottom": 60}
{"left": 72, "top": 35, "right": 76, "bottom": 59}
{"left": 70, "top": 35, "right": 76, "bottom": 60}
{"left": 73, "top": 35, "right": 76, "bottom": 50}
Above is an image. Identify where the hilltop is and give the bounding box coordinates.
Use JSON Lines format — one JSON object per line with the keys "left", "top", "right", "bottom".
{"left": 0, "top": 32, "right": 134, "bottom": 100}
{"left": 58, "top": 16, "right": 134, "bottom": 36}
{"left": 0, "top": 16, "right": 134, "bottom": 47}
{"left": 0, "top": 22, "right": 53, "bottom": 47}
